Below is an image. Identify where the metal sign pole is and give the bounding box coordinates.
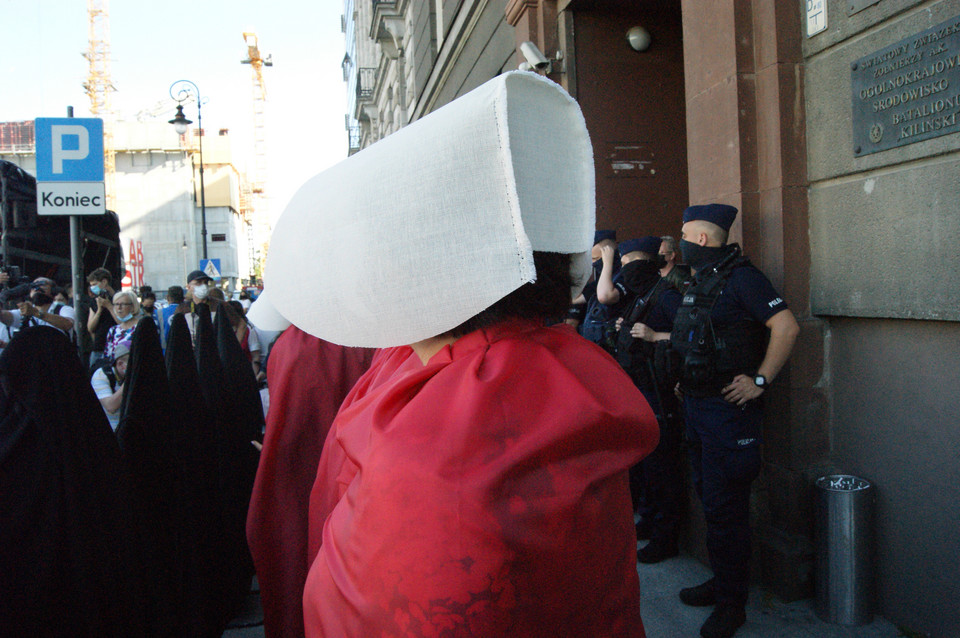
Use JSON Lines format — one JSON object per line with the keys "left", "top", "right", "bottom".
{"left": 67, "top": 106, "right": 84, "bottom": 352}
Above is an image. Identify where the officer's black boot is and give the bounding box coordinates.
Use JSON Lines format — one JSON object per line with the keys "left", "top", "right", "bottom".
{"left": 699, "top": 603, "right": 746, "bottom": 638}
{"left": 679, "top": 577, "right": 716, "bottom": 606}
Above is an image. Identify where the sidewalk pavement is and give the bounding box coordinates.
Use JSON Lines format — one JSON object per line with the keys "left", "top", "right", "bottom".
{"left": 220, "top": 555, "right": 904, "bottom": 638}
{"left": 638, "top": 548, "right": 903, "bottom": 638}
{"left": 222, "top": 577, "right": 265, "bottom": 638}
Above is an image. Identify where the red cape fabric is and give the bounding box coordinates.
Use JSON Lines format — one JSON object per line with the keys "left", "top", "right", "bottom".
{"left": 304, "top": 320, "right": 658, "bottom": 637}
{"left": 247, "top": 326, "right": 375, "bottom": 638}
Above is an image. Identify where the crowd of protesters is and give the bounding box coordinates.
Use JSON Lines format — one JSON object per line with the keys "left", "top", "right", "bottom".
{"left": 0, "top": 264, "right": 274, "bottom": 637}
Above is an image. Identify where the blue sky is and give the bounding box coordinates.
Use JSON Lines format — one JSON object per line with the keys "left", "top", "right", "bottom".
{"left": 1, "top": 0, "right": 349, "bottom": 218}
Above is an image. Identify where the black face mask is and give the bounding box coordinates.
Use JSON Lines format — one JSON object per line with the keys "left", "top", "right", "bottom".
{"left": 31, "top": 291, "right": 55, "bottom": 307}
{"left": 620, "top": 259, "right": 661, "bottom": 294}
{"left": 679, "top": 240, "right": 728, "bottom": 271}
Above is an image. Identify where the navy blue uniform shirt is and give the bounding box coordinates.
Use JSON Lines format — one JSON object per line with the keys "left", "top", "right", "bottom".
{"left": 708, "top": 262, "right": 788, "bottom": 328}
{"left": 644, "top": 287, "right": 682, "bottom": 333}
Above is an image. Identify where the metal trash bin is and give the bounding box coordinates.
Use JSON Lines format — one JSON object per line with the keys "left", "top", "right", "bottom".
{"left": 815, "top": 474, "right": 875, "bottom": 625}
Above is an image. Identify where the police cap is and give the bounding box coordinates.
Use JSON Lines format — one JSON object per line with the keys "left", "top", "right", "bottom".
{"left": 682, "top": 204, "right": 738, "bottom": 232}
{"left": 593, "top": 230, "right": 616, "bottom": 245}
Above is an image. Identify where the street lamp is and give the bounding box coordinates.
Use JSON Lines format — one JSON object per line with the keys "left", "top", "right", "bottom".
{"left": 181, "top": 237, "right": 188, "bottom": 283}
{"left": 168, "top": 80, "right": 208, "bottom": 259}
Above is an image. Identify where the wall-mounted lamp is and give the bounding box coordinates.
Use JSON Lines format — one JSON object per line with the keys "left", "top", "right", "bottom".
{"left": 627, "top": 26, "right": 652, "bottom": 52}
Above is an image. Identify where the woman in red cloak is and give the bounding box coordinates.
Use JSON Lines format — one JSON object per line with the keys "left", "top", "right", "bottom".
{"left": 261, "top": 71, "right": 659, "bottom": 637}
{"left": 247, "top": 326, "right": 375, "bottom": 637}
{"left": 303, "top": 253, "right": 659, "bottom": 637}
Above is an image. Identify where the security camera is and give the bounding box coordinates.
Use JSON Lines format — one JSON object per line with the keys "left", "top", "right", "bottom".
{"left": 520, "top": 41, "right": 551, "bottom": 73}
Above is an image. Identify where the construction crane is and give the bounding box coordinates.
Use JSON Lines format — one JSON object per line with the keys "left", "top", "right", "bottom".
{"left": 82, "top": 0, "right": 116, "bottom": 210}
{"left": 241, "top": 32, "right": 272, "bottom": 283}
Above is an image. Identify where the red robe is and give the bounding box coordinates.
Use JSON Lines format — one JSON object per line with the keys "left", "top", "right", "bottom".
{"left": 247, "top": 326, "right": 375, "bottom": 638}
{"left": 304, "top": 320, "right": 658, "bottom": 637}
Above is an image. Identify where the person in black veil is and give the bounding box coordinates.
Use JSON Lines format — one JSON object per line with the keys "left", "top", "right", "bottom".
{"left": 116, "top": 316, "right": 200, "bottom": 636}
{"left": 194, "top": 301, "right": 248, "bottom": 628}
{"left": 214, "top": 304, "right": 264, "bottom": 623}
{"left": 0, "top": 326, "right": 145, "bottom": 637}
{"left": 166, "top": 312, "right": 223, "bottom": 637}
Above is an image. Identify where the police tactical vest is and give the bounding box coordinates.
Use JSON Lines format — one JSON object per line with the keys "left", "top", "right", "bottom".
{"left": 580, "top": 295, "right": 618, "bottom": 353}
{"left": 670, "top": 244, "right": 765, "bottom": 397}
{"left": 615, "top": 279, "right": 667, "bottom": 385}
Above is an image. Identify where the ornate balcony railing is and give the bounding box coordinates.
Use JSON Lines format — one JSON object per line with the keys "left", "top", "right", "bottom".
{"left": 356, "top": 67, "right": 377, "bottom": 102}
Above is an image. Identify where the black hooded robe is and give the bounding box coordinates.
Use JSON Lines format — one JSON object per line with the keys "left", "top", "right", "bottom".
{"left": 0, "top": 326, "right": 145, "bottom": 637}
{"left": 166, "top": 312, "right": 223, "bottom": 637}
{"left": 213, "top": 307, "right": 264, "bottom": 620}
{"left": 193, "top": 303, "right": 245, "bottom": 628}
{"left": 116, "top": 316, "right": 201, "bottom": 636}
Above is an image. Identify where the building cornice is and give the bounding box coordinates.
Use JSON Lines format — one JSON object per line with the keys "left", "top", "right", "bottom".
{"left": 505, "top": 0, "right": 538, "bottom": 27}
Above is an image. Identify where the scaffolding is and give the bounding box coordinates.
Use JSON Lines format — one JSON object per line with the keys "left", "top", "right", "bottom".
{"left": 82, "top": 0, "right": 116, "bottom": 210}
{"left": 241, "top": 32, "right": 272, "bottom": 282}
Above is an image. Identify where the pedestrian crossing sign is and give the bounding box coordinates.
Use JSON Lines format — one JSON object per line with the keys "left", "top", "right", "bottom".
{"left": 200, "top": 258, "right": 221, "bottom": 281}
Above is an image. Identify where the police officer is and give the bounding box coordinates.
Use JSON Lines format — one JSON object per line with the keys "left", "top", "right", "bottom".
{"left": 659, "top": 235, "right": 691, "bottom": 291}
{"left": 613, "top": 236, "right": 685, "bottom": 563}
{"left": 671, "top": 204, "right": 799, "bottom": 638}
{"left": 569, "top": 230, "right": 625, "bottom": 352}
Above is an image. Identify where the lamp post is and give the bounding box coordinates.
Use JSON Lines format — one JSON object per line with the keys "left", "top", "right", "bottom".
{"left": 168, "top": 80, "right": 208, "bottom": 259}
{"left": 181, "top": 237, "right": 188, "bottom": 283}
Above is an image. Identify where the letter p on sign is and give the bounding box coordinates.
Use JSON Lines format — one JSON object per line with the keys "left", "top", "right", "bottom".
{"left": 50, "top": 125, "right": 89, "bottom": 173}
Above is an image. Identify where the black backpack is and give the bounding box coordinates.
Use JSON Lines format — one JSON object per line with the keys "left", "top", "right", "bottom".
{"left": 89, "top": 357, "right": 118, "bottom": 393}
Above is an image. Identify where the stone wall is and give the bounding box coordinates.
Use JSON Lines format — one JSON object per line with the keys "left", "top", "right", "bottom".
{"left": 804, "top": 1, "right": 960, "bottom": 634}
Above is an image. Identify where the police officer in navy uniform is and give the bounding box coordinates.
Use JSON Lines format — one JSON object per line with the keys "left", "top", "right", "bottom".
{"left": 569, "top": 230, "right": 625, "bottom": 352}
{"left": 671, "top": 204, "right": 799, "bottom": 638}
{"left": 613, "top": 236, "right": 686, "bottom": 563}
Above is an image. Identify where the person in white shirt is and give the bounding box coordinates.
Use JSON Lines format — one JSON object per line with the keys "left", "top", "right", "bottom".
{"left": 0, "top": 277, "right": 76, "bottom": 336}
{"left": 91, "top": 340, "right": 131, "bottom": 431}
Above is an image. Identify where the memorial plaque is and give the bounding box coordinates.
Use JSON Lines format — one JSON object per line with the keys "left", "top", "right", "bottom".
{"left": 852, "top": 15, "right": 960, "bottom": 155}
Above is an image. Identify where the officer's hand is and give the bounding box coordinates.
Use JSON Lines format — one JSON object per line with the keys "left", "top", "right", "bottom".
{"left": 600, "top": 244, "right": 615, "bottom": 263}
{"left": 674, "top": 382, "right": 684, "bottom": 400}
{"left": 615, "top": 317, "right": 624, "bottom": 331}
{"left": 722, "top": 374, "right": 764, "bottom": 406}
{"left": 630, "top": 322, "right": 655, "bottom": 341}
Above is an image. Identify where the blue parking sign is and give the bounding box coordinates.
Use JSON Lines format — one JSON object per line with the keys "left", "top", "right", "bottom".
{"left": 35, "top": 118, "right": 104, "bottom": 182}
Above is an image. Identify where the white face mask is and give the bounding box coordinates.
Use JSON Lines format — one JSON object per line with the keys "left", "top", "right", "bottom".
{"left": 193, "top": 284, "right": 209, "bottom": 300}
{"left": 118, "top": 313, "right": 134, "bottom": 323}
